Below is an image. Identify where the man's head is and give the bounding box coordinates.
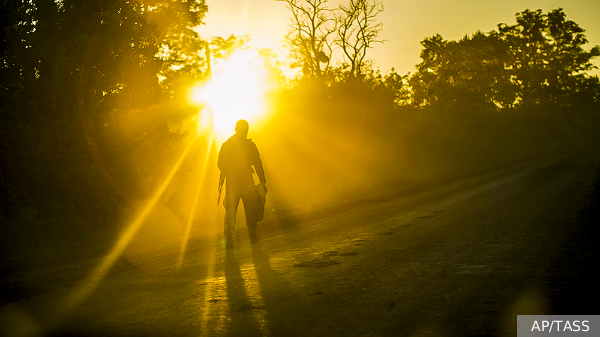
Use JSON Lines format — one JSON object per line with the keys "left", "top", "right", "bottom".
{"left": 235, "top": 119, "right": 249, "bottom": 137}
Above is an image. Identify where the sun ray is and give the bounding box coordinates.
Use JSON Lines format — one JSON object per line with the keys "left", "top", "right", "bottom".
{"left": 177, "top": 132, "right": 216, "bottom": 269}
{"left": 60, "top": 133, "right": 199, "bottom": 314}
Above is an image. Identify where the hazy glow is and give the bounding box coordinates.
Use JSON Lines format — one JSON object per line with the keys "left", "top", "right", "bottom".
{"left": 177, "top": 136, "right": 215, "bottom": 269}
{"left": 63, "top": 136, "right": 198, "bottom": 313}
{"left": 192, "top": 49, "right": 270, "bottom": 140}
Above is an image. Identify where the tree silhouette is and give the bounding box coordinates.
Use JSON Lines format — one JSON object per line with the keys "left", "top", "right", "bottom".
{"left": 279, "top": 0, "right": 335, "bottom": 79}
{"left": 0, "top": 0, "right": 208, "bottom": 232}
{"left": 498, "top": 8, "right": 600, "bottom": 107}
{"left": 335, "top": 0, "right": 383, "bottom": 81}
{"left": 410, "top": 32, "right": 515, "bottom": 111}
{"left": 410, "top": 8, "right": 599, "bottom": 111}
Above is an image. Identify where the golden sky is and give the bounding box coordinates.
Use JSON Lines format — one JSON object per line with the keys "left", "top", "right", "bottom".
{"left": 197, "top": 0, "right": 600, "bottom": 76}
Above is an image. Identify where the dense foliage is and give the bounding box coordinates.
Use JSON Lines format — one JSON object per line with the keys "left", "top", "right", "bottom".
{"left": 409, "top": 9, "right": 600, "bottom": 111}
{"left": 0, "top": 0, "right": 208, "bottom": 253}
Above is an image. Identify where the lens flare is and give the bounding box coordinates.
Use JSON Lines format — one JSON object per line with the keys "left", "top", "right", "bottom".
{"left": 191, "top": 49, "right": 270, "bottom": 140}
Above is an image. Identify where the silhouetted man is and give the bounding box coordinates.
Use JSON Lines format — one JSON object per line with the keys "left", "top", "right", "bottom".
{"left": 218, "top": 119, "right": 267, "bottom": 248}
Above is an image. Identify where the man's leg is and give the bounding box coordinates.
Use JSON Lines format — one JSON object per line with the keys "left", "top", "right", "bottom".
{"left": 242, "top": 190, "right": 262, "bottom": 243}
{"left": 223, "top": 190, "right": 239, "bottom": 248}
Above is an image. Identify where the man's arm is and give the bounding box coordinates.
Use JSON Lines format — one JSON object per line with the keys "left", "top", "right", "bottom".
{"left": 250, "top": 142, "right": 266, "bottom": 185}
{"left": 217, "top": 143, "right": 225, "bottom": 172}
{"left": 217, "top": 143, "right": 227, "bottom": 196}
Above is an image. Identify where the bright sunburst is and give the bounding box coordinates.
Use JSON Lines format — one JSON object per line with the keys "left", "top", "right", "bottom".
{"left": 191, "top": 48, "right": 270, "bottom": 139}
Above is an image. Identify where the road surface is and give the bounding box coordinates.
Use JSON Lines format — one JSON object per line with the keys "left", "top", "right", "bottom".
{"left": 1, "top": 153, "right": 599, "bottom": 337}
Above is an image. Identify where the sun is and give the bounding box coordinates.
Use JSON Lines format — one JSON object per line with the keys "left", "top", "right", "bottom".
{"left": 191, "top": 48, "right": 270, "bottom": 140}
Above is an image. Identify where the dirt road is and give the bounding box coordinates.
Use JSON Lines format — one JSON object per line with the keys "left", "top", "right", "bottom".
{"left": 1, "top": 153, "right": 599, "bottom": 337}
